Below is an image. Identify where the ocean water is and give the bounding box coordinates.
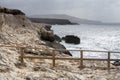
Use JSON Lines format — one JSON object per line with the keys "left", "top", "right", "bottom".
{"left": 52, "top": 24, "right": 120, "bottom": 59}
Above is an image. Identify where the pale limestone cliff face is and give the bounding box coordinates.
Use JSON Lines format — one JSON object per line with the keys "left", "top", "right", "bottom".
{"left": 0, "top": 7, "right": 56, "bottom": 79}
{"left": 0, "top": 7, "right": 119, "bottom": 80}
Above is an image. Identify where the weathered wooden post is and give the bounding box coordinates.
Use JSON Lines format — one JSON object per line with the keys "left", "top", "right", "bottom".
{"left": 80, "top": 50, "right": 83, "bottom": 68}
{"left": 20, "top": 47, "right": 24, "bottom": 64}
{"left": 52, "top": 50, "right": 55, "bottom": 67}
{"left": 107, "top": 51, "right": 110, "bottom": 71}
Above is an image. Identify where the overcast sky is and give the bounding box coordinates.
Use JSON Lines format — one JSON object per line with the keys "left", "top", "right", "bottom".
{"left": 1, "top": 0, "right": 120, "bottom": 22}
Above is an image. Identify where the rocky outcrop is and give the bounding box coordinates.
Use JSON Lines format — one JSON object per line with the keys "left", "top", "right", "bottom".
{"left": 54, "top": 34, "right": 62, "bottom": 42}
{"left": 62, "top": 35, "right": 80, "bottom": 44}
{"left": 0, "top": 7, "right": 25, "bottom": 15}
{"left": 36, "top": 24, "right": 71, "bottom": 55}
{"left": 38, "top": 25, "right": 55, "bottom": 42}
{"left": 45, "top": 41, "right": 72, "bottom": 56}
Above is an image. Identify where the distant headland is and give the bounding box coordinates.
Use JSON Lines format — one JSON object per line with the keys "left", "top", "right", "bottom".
{"left": 28, "top": 14, "right": 120, "bottom": 25}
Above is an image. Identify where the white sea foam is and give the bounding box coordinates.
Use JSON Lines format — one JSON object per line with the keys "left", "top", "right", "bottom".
{"left": 52, "top": 24, "right": 120, "bottom": 59}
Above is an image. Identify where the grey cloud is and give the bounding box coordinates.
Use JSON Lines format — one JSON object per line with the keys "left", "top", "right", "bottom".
{"left": 0, "top": 0, "right": 120, "bottom": 22}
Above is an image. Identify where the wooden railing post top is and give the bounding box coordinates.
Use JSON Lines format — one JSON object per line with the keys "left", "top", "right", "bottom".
{"left": 80, "top": 50, "right": 83, "bottom": 52}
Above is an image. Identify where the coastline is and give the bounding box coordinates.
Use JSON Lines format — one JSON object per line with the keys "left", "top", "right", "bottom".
{"left": 0, "top": 7, "right": 119, "bottom": 80}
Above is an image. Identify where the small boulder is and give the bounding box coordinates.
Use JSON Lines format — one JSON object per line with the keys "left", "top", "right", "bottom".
{"left": 112, "top": 61, "right": 120, "bottom": 66}
{"left": 62, "top": 35, "right": 80, "bottom": 44}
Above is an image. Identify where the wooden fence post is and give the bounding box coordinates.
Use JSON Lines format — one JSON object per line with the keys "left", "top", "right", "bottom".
{"left": 80, "top": 50, "right": 83, "bottom": 68}
{"left": 107, "top": 51, "right": 110, "bottom": 71}
{"left": 52, "top": 50, "right": 55, "bottom": 67}
{"left": 20, "top": 47, "right": 24, "bottom": 64}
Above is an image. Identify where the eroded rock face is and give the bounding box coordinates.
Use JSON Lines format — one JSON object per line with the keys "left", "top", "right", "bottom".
{"left": 0, "top": 7, "right": 25, "bottom": 15}
{"left": 40, "top": 30, "right": 55, "bottom": 42}
{"left": 37, "top": 25, "right": 71, "bottom": 56}
{"left": 54, "top": 34, "right": 62, "bottom": 42}
{"left": 39, "top": 25, "right": 55, "bottom": 42}
{"left": 45, "top": 41, "right": 72, "bottom": 56}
